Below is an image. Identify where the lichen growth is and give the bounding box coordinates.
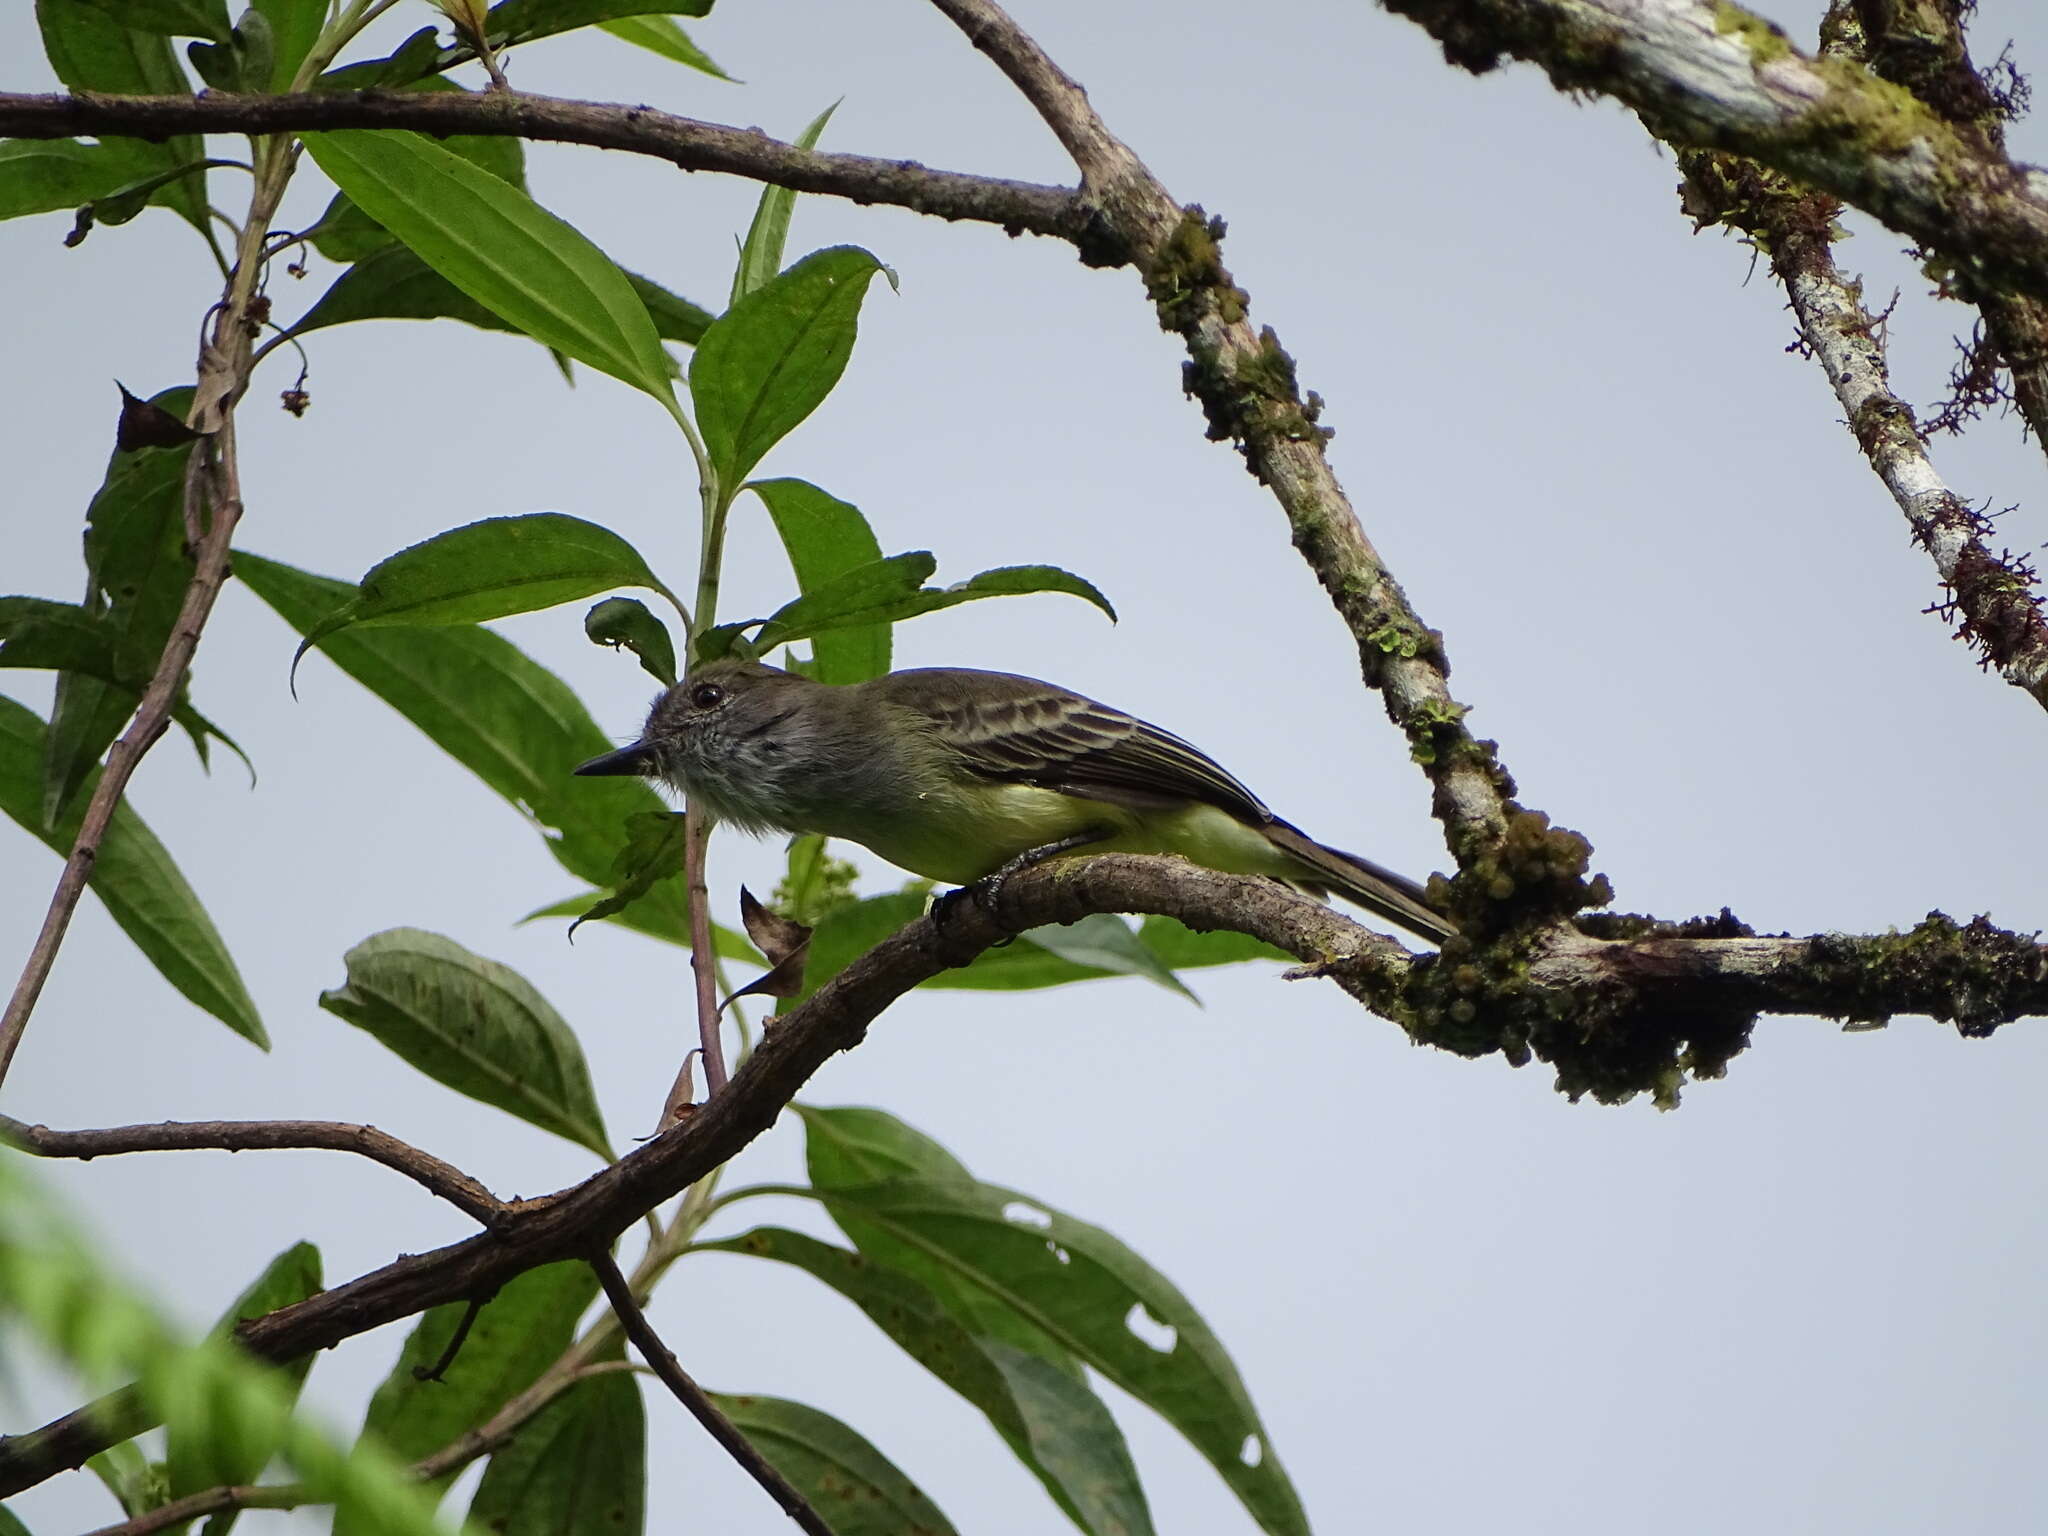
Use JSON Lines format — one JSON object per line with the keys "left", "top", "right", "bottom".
{"left": 1712, "top": 1, "right": 1793, "bottom": 66}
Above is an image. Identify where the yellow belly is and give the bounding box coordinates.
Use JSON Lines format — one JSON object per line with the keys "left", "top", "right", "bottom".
{"left": 832, "top": 782, "right": 1293, "bottom": 886}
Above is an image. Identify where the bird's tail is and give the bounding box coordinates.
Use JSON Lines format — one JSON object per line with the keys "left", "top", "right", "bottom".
{"left": 1265, "top": 821, "right": 1456, "bottom": 944}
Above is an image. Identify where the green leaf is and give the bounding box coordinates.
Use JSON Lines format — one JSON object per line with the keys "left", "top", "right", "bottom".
{"left": 1134, "top": 915, "right": 1288, "bottom": 968}
{"left": 250, "top": 0, "right": 322, "bottom": 88}
{"left": 292, "top": 515, "right": 679, "bottom": 677}
{"left": 42, "top": 390, "right": 197, "bottom": 822}
{"left": 305, "top": 94, "right": 530, "bottom": 265}
{"left": 318, "top": 929, "right": 613, "bottom": 1158}
{"left": 730, "top": 104, "right": 836, "bottom": 306}
{"left": 0, "top": 597, "right": 247, "bottom": 779}
{"left": 315, "top": 25, "right": 446, "bottom": 90}
{"left": 691, "top": 246, "right": 890, "bottom": 486}
{"left": 293, "top": 250, "right": 711, "bottom": 375}
{"left": 1019, "top": 914, "right": 1196, "bottom": 1001}
{"left": 466, "top": 1355, "right": 643, "bottom": 1536}
{"left": 707, "top": 1395, "right": 959, "bottom": 1536}
{"left": 792, "top": 891, "right": 1181, "bottom": 1003}
{"left": 233, "top": 552, "right": 693, "bottom": 945}
{"left": 166, "top": 1243, "right": 324, "bottom": 1522}
{"left": 805, "top": 1164, "right": 1309, "bottom": 1534}
{"left": 625, "top": 271, "right": 713, "bottom": 348}
{"left": 0, "top": 1167, "right": 452, "bottom": 1536}
{"left": 745, "top": 554, "right": 1116, "bottom": 657}
{"left": 294, "top": 242, "right": 517, "bottom": 332}
{"left": 748, "top": 478, "right": 888, "bottom": 685}
{"left": 301, "top": 130, "right": 672, "bottom": 401}
{"left": 0, "top": 140, "right": 139, "bottom": 221}
{"left": 85, "top": 1441, "right": 164, "bottom": 1518}
{"left": 706, "top": 1228, "right": 1153, "bottom": 1536}
{"left": 0, "top": 1502, "right": 30, "bottom": 1536}
{"left": 34, "top": 0, "right": 209, "bottom": 234}
{"left": 78, "top": 0, "right": 231, "bottom": 42}
{"left": 584, "top": 597, "right": 677, "bottom": 686}
{"left": 800, "top": 1104, "right": 1077, "bottom": 1369}
{"left": 599, "top": 14, "right": 729, "bottom": 78}
{"left": 519, "top": 893, "right": 760, "bottom": 963}
{"left": 748, "top": 551, "right": 934, "bottom": 653}
{"left": 565, "top": 810, "right": 686, "bottom": 936}
{"left": 0, "top": 695, "right": 266, "bottom": 1047}
{"left": 488, "top": 0, "right": 713, "bottom": 48}
{"left": 342, "top": 1261, "right": 598, "bottom": 1529}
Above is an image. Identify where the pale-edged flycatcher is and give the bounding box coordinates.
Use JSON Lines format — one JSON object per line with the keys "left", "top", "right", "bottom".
{"left": 576, "top": 659, "right": 1454, "bottom": 943}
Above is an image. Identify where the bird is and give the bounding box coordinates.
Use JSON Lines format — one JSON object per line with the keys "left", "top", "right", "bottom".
{"left": 575, "top": 658, "right": 1454, "bottom": 943}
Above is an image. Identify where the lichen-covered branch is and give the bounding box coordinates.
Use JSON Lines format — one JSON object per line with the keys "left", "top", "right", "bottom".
{"left": 1846, "top": 0, "right": 2048, "bottom": 458}
{"left": 4, "top": 852, "right": 2043, "bottom": 1496}
{"left": 1672, "top": 6, "right": 2048, "bottom": 706}
{"left": 925, "top": 0, "right": 1544, "bottom": 883}
{"left": 1378, "top": 0, "right": 2048, "bottom": 304}
{"left": 0, "top": 89, "right": 1093, "bottom": 245}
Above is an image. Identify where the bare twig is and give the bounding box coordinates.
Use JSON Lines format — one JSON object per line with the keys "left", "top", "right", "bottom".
{"left": 589, "top": 1252, "right": 832, "bottom": 1536}
{"left": 674, "top": 806, "right": 724, "bottom": 1116}
{"left": 411, "top": 1293, "right": 490, "bottom": 1383}
{"left": 0, "top": 1116, "right": 505, "bottom": 1223}
{"left": 0, "top": 151, "right": 290, "bottom": 1092}
{"left": 0, "top": 90, "right": 1091, "bottom": 247}
{"left": 77, "top": 1483, "right": 301, "bottom": 1536}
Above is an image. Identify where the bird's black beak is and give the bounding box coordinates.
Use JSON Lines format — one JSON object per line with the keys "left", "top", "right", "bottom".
{"left": 574, "top": 741, "right": 658, "bottom": 777}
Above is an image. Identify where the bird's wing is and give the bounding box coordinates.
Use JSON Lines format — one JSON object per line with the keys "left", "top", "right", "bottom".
{"left": 876, "top": 668, "right": 1273, "bottom": 821}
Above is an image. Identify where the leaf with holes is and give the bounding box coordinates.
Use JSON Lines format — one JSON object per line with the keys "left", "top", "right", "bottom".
{"left": 800, "top": 1108, "right": 1306, "bottom": 1536}
{"left": 706, "top": 1227, "right": 1152, "bottom": 1536}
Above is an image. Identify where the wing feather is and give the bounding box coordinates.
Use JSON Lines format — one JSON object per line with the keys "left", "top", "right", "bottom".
{"left": 874, "top": 668, "right": 1273, "bottom": 821}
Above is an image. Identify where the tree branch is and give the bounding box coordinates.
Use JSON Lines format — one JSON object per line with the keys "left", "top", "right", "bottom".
{"left": 0, "top": 1116, "right": 505, "bottom": 1223}
{"left": 589, "top": 1252, "right": 830, "bottom": 1536}
{"left": 0, "top": 89, "right": 1094, "bottom": 248}
{"left": 1845, "top": 0, "right": 2048, "bottom": 459}
{"left": 924, "top": 0, "right": 1525, "bottom": 872}
{"left": 1671, "top": 6, "right": 2048, "bottom": 706}
{"left": 1378, "top": 0, "right": 2048, "bottom": 304}
{"left": 4, "top": 853, "right": 2042, "bottom": 1495}
{"left": 0, "top": 146, "right": 290, "bottom": 1091}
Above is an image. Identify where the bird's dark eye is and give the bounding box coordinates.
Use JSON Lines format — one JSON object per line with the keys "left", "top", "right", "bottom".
{"left": 689, "top": 682, "right": 725, "bottom": 709}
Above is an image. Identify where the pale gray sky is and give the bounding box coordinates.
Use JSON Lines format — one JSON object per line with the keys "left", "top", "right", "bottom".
{"left": 7, "top": 2, "right": 2048, "bottom": 1532}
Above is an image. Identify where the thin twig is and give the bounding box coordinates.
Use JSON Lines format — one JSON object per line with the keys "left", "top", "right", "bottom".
{"left": 0, "top": 90, "right": 1091, "bottom": 247}
{"left": 0, "top": 151, "right": 290, "bottom": 1092}
{"left": 411, "top": 1293, "right": 490, "bottom": 1383}
{"left": 588, "top": 1252, "right": 832, "bottom": 1536}
{"left": 0, "top": 1116, "right": 505, "bottom": 1223}
{"left": 678, "top": 807, "right": 726, "bottom": 1110}
{"left": 77, "top": 1483, "right": 300, "bottom": 1536}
